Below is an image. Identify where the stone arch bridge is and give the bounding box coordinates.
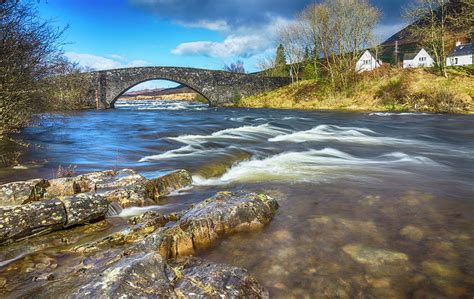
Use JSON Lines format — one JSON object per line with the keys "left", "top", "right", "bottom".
{"left": 81, "top": 67, "right": 291, "bottom": 108}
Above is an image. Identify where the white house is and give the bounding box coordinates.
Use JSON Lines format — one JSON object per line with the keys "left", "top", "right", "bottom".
{"left": 446, "top": 42, "right": 472, "bottom": 66}
{"left": 403, "top": 48, "right": 434, "bottom": 68}
{"left": 355, "top": 50, "right": 381, "bottom": 73}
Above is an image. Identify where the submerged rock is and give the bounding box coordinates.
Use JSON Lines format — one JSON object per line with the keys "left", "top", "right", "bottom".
{"left": 343, "top": 244, "right": 409, "bottom": 266}
{"left": 400, "top": 225, "right": 424, "bottom": 242}
{"left": 146, "top": 169, "right": 193, "bottom": 200}
{"left": 0, "top": 179, "right": 49, "bottom": 206}
{"left": 422, "top": 260, "right": 462, "bottom": 280}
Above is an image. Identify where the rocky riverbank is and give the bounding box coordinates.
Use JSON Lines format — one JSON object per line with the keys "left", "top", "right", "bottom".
{"left": 0, "top": 169, "right": 279, "bottom": 297}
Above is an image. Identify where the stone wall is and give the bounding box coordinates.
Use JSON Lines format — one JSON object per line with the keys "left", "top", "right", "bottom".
{"left": 80, "top": 67, "right": 291, "bottom": 108}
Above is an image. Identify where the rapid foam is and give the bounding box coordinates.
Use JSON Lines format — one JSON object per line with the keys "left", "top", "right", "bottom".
{"left": 193, "top": 148, "right": 441, "bottom": 185}
{"left": 117, "top": 204, "right": 173, "bottom": 217}
{"left": 269, "top": 124, "right": 416, "bottom": 145}
{"left": 169, "top": 123, "right": 291, "bottom": 144}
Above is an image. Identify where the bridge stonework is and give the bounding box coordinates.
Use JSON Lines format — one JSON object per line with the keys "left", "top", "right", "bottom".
{"left": 82, "top": 67, "right": 291, "bottom": 108}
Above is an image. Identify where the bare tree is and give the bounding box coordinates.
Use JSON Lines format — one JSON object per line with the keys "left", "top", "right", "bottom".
{"left": 224, "top": 60, "right": 246, "bottom": 73}
{"left": 256, "top": 54, "right": 277, "bottom": 76}
{"left": 450, "top": 0, "right": 474, "bottom": 39}
{"left": 0, "top": 0, "right": 86, "bottom": 135}
{"left": 279, "top": 22, "right": 306, "bottom": 83}
{"left": 283, "top": 0, "right": 380, "bottom": 88}
{"left": 404, "top": 0, "right": 451, "bottom": 77}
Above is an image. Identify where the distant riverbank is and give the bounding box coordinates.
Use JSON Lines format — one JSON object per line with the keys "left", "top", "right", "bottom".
{"left": 120, "top": 92, "right": 197, "bottom": 102}
{"left": 237, "top": 67, "right": 474, "bottom": 114}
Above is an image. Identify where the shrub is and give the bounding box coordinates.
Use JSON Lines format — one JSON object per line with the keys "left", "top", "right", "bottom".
{"left": 193, "top": 94, "right": 209, "bottom": 104}
{"left": 376, "top": 76, "right": 411, "bottom": 106}
{"left": 411, "top": 89, "right": 471, "bottom": 113}
{"left": 56, "top": 165, "right": 77, "bottom": 178}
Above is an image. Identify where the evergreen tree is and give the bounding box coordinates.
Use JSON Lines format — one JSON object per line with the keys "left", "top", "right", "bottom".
{"left": 275, "top": 44, "right": 287, "bottom": 68}
{"left": 274, "top": 44, "right": 288, "bottom": 77}
{"left": 304, "top": 47, "right": 311, "bottom": 62}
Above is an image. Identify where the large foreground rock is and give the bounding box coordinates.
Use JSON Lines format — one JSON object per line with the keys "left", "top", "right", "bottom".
{"left": 63, "top": 194, "right": 109, "bottom": 227}
{"left": 0, "top": 200, "right": 66, "bottom": 243}
{"left": 0, "top": 194, "right": 108, "bottom": 244}
{"left": 1, "top": 191, "right": 277, "bottom": 298}
{"left": 146, "top": 169, "right": 193, "bottom": 200}
{"left": 78, "top": 192, "right": 279, "bottom": 259}
{"left": 68, "top": 252, "right": 268, "bottom": 298}
{"left": 172, "top": 257, "right": 269, "bottom": 298}
{"left": 69, "top": 252, "right": 174, "bottom": 298}
{"left": 103, "top": 169, "right": 193, "bottom": 208}
{"left": 156, "top": 191, "right": 279, "bottom": 258}
{"left": 0, "top": 179, "right": 49, "bottom": 206}
{"left": 0, "top": 169, "right": 193, "bottom": 211}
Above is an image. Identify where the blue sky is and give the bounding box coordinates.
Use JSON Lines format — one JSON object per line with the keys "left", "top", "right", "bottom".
{"left": 38, "top": 0, "right": 409, "bottom": 90}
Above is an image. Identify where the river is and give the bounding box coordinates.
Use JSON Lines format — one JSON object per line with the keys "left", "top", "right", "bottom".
{"left": 1, "top": 99, "right": 473, "bottom": 297}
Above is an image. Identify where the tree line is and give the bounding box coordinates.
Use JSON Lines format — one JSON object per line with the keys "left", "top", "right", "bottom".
{"left": 259, "top": 0, "right": 473, "bottom": 86}
{"left": 0, "top": 0, "right": 90, "bottom": 136}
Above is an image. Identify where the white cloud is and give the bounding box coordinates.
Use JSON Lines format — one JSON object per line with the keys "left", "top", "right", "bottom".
{"left": 171, "top": 17, "right": 291, "bottom": 58}
{"left": 172, "top": 35, "right": 266, "bottom": 58}
{"left": 65, "top": 52, "right": 149, "bottom": 70}
{"left": 128, "top": 59, "right": 149, "bottom": 67}
{"left": 178, "top": 20, "right": 230, "bottom": 31}
{"left": 108, "top": 54, "right": 126, "bottom": 60}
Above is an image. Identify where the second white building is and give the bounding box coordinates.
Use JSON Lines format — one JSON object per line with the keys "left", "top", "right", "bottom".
{"left": 403, "top": 48, "right": 434, "bottom": 68}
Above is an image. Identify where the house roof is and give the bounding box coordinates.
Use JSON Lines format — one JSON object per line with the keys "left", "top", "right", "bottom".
{"left": 358, "top": 50, "right": 376, "bottom": 59}
{"left": 403, "top": 52, "right": 417, "bottom": 60}
{"left": 448, "top": 43, "right": 472, "bottom": 57}
{"left": 403, "top": 48, "right": 433, "bottom": 61}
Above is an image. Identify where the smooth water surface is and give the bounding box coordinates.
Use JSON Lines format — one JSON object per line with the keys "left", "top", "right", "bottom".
{"left": 1, "top": 99, "right": 473, "bottom": 297}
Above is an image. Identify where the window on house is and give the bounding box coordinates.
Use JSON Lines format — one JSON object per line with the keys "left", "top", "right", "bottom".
{"left": 363, "top": 60, "right": 370, "bottom": 65}
{"left": 419, "top": 57, "right": 426, "bottom": 62}
{"left": 455, "top": 58, "right": 458, "bottom": 65}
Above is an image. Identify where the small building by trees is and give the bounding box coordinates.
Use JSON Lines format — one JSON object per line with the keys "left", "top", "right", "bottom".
{"left": 355, "top": 50, "right": 382, "bottom": 73}
{"left": 446, "top": 41, "right": 473, "bottom": 66}
{"left": 403, "top": 48, "right": 435, "bottom": 68}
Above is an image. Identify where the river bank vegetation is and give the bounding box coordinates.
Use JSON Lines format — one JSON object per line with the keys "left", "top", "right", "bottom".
{"left": 248, "top": 0, "right": 473, "bottom": 113}
{"left": 239, "top": 66, "right": 474, "bottom": 113}
{"left": 0, "top": 0, "right": 89, "bottom": 136}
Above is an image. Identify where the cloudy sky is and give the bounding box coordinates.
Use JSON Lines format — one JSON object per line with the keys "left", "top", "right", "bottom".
{"left": 38, "top": 0, "right": 410, "bottom": 89}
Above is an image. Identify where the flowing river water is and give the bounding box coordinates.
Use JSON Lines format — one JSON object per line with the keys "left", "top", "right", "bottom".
{"left": 1, "top": 100, "right": 474, "bottom": 297}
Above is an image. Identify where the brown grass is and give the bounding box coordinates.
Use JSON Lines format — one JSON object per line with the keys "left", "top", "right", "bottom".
{"left": 238, "top": 66, "right": 474, "bottom": 113}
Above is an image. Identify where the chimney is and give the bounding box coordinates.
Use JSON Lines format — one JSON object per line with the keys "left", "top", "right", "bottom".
{"left": 456, "top": 41, "right": 462, "bottom": 47}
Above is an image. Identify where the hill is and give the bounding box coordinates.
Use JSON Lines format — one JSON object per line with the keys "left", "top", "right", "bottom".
{"left": 121, "top": 85, "right": 198, "bottom": 101}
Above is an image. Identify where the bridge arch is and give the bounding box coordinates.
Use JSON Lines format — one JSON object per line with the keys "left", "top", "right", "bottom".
{"left": 111, "top": 78, "right": 211, "bottom": 107}
{"left": 83, "top": 67, "right": 291, "bottom": 109}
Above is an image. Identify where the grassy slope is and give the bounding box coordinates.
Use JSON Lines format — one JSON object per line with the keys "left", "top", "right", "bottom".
{"left": 238, "top": 67, "right": 474, "bottom": 113}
